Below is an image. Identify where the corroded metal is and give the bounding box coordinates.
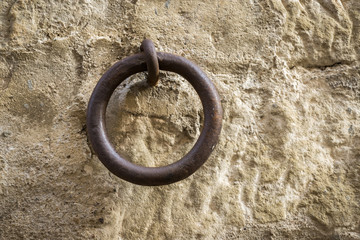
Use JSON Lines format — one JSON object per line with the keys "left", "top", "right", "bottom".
{"left": 140, "top": 39, "right": 159, "bottom": 86}
{"left": 86, "top": 40, "right": 223, "bottom": 186}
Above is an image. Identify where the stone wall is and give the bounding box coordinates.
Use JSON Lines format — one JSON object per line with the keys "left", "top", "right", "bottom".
{"left": 0, "top": 0, "right": 359, "bottom": 239}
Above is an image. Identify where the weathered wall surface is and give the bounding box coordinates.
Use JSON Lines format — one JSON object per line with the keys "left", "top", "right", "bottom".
{"left": 0, "top": 0, "right": 359, "bottom": 239}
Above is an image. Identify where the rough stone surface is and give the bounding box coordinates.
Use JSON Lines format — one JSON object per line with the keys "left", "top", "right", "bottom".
{"left": 0, "top": 0, "right": 359, "bottom": 239}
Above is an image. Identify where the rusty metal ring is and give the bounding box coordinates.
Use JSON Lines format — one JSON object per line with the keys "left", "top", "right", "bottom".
{"left": 86, "top": 48, "right": 223, "bottom": 186}
{"left": 140, "top": 39, "right": 160, "bottom": 86}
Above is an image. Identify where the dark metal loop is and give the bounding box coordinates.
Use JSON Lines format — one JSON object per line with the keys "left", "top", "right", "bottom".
{"left": 140, "top": 39, "right": 159, "bottom": 86}
{"left": 87, "top": 42, "right": 223, "bottom": 186}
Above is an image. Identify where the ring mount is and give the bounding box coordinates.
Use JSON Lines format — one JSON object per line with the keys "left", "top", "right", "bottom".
{"left": 86, "top": 40, "right": 223, "bottom": 186}
{"left": 140, "top": 39, "right": 159, "bottom": 86}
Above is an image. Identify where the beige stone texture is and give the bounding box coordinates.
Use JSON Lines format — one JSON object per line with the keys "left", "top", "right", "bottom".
{"left": 0, "top": 0, "right": 359, "bottom": 239}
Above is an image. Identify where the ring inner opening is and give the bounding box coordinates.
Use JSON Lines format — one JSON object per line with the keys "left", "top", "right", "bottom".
{"left": 105, "top": 71, "right": 203, "bottom": 167}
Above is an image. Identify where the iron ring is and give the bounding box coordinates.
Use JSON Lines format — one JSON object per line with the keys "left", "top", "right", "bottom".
{"left": 86, "top": 51, "right": 223, "bottom": 186}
